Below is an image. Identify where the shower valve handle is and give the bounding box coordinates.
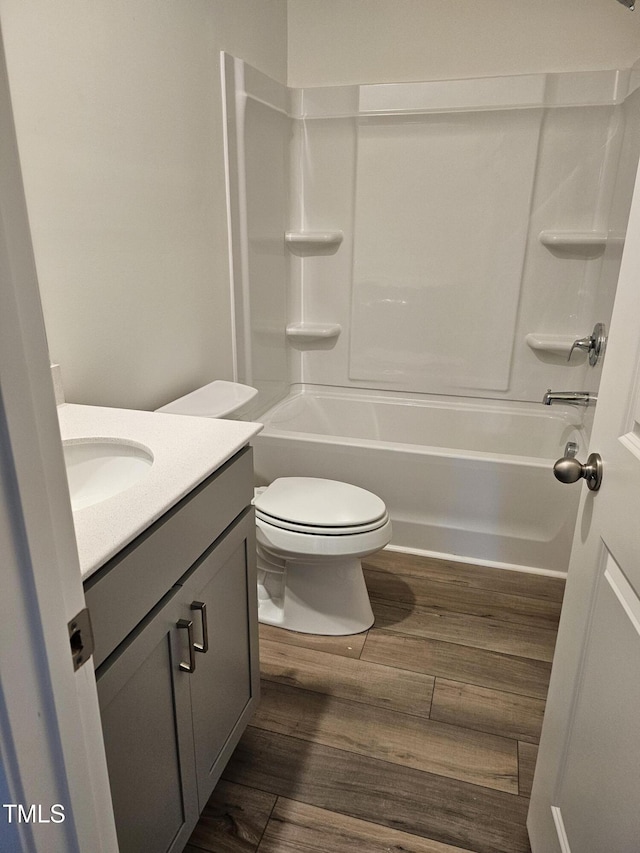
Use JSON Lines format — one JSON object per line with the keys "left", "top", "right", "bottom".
{"left": 553, "top": 453, "right": 603, "bottom": 492}
{"left": 568, "top": 323, "right": 607, "bottom": 366}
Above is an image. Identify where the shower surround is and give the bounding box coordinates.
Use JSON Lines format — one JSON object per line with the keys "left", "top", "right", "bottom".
{"left": 222, "top": 54, "right": 640, "bottom": 573}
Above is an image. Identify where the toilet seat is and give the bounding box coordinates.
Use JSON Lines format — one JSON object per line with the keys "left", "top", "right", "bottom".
{"left": 255, "top": 508, "right": 390, "bottom": 536}
{"left": 254, "top": 477, "right": 387, "bottom": 534}
{"left": 256, "top": 512, "right": 393, "bottom": 561}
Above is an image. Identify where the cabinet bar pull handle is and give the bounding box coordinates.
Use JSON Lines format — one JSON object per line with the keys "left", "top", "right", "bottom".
{"left": 177, "top": 619, "right": 196, "bottom": 673}
{"left": 190, "top": 601, "right": 209, "bottom": 654}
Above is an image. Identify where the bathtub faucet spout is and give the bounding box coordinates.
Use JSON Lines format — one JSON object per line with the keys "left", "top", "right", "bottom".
{"left": 542, "top": 389, "right": 597, "bottom": 406}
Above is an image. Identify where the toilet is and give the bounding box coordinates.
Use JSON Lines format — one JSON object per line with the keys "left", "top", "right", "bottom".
{"left": 254, "top": 477, "right": 391, "bottom": 635}
{"left": 157, "top": 381, "right": 392, "bottom": 635}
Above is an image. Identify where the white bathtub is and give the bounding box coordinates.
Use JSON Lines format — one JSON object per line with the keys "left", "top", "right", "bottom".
{"left": 251, "top": 386, "right": 585, "bottom": 574}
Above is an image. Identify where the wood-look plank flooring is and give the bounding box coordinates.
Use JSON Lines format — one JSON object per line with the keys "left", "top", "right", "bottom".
{"left": 185, "top": 550, "right": 564, "bottom": 853}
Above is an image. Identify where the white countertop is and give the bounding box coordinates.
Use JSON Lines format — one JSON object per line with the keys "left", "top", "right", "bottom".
{"left": 58, "top": 404, "right": 262, "bottom": 580}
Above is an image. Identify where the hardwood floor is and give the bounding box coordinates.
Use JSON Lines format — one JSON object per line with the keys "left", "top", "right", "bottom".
{"left": 184, "top": 550, "right": 565, "bottom": 853}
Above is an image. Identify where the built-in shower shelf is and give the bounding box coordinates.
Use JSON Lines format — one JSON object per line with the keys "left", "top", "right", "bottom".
{"left": 285, "top": 231, "right": 344, "bottom": 256}
{"left": 286, "top": 322, "right": 342, "bottom": 343}
{"left": 525, "top": 333, "right": 578, "bottom": 356}
{"left": 539, "top": 230, "right": 609, "bottom": 256}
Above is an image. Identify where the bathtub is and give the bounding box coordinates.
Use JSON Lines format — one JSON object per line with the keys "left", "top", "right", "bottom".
{"left": 251, "top": 385, "right": 585, "bottom": 574}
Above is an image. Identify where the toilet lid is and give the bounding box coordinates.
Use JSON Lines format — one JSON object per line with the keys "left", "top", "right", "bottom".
{"left": 254, "top": 477, "right": 387, "bottom": 529}
{"left": 255, "top": 508, "right": 390, "bottom": 536}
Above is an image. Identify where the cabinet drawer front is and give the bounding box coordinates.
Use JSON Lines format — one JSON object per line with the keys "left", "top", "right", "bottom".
{"left": 86, "top": 447, "right": 253, "bottom": 668}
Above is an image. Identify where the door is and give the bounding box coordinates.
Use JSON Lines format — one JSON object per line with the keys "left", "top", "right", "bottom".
{"left": 179, "top": 510, "right": 260, "bottom": 809}
{"left": 527, "top": 157, "right": 640, "bottom": 850}
{"left": 96, "top": 591, "right": 198, "bottom": 853}
{"left": 0, "top": 21, "right": 117, "bottom": 853}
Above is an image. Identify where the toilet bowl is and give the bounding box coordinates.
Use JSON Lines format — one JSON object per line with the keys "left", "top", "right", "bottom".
{"left": 254, "top": 477, "right": 391, "bottom": 635}
{"left": 157, "top": 382, "right": 392, "bottom": 635}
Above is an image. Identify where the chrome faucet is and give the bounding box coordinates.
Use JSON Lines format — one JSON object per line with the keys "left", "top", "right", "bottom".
{"left": 542, "top": 390, "right": 598, "bottom": 406}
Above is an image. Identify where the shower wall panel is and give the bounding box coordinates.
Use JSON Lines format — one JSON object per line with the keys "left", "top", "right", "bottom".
{"left": 509, "top": 105, "right": 620, "bottom": 404}
{"left": 243, "top": 97, "right": 290, "bottom": 405}
{"left": 288, "top": 115, "right": 358, "bottom": 386}
{"left": 224, "top": 59, "right": 639, "bottom": 408}
{"left": 349, "top": 110, "right": 542, "bottom": 394}
{"left": 294, "top": 72, "right": 635, "bottom": 403}
{"left": 223, "top": 55, "right": 291, "bottom": 416}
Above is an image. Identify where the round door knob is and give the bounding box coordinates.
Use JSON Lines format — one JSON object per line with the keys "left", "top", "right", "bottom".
{"left": 553, "top": 457, "right": 583, "bottom": 484}
{"left": 553, "top": 453, "right": 602, "bottom": 491}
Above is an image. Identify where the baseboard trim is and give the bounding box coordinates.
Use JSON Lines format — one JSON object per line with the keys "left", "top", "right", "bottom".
{"left": 383, "top": 543, "right": 567, "bottom": 579}
{"left": 551, "top": 806, "right": 572, "bottom": 853}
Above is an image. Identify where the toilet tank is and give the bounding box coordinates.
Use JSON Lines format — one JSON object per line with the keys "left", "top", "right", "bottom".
{"left": 156, "top": 380, "right": 258, "bottom": 419}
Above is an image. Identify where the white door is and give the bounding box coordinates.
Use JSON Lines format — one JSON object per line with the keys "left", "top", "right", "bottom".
{"left": 527, "top": 157, "right": 640, "bottom": 849}
{"left": 0, "top": 22, "right": 118, "bottom": 853}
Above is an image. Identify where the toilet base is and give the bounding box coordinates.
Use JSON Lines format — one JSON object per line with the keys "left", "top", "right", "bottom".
{"left": 257, "top": 551, "right": 374, "bottom": 636}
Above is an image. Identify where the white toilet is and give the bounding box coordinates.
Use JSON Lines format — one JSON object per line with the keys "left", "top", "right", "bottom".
{"left": 254, "top": 477, "right": 391, "bottom": 635}
{"left": 157, "top": 381, "right": 392, "bottom": 635}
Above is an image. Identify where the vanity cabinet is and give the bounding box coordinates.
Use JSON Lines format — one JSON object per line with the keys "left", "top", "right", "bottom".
{"left": 84, "top": 448, "right": 259, "bottom": 853}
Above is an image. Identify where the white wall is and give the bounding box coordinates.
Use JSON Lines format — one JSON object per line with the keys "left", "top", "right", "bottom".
{"left": 287, "top": 0, "right": 640, "bottom": 87}
{"left": 0, "top": 0, "right": 287, "bottom": 410}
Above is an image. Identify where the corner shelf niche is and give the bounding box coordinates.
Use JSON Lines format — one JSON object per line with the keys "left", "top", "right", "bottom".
{"left": 539, "top": 230, "right": 609, "bottom": 257}
{"left": 285, "top": 231, "right": 344, "bottom": 256}
{"left": 525, "top": 333, "right": 580, "bottom": 357}
{"left": 286, "top": 322, "right": 342, "bottom": 344}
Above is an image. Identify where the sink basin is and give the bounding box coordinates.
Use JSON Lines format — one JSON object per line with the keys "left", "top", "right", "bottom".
{"left": 63, "top": 439, "right": 154, "bottom": 511}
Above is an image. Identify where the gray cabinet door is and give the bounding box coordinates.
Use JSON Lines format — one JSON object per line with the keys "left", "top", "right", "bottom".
{"left": 178, "top": 509, "right": 260, "bottom": 809}
{"left": 97, "top": 590, "right": 199, "bottom": 853}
